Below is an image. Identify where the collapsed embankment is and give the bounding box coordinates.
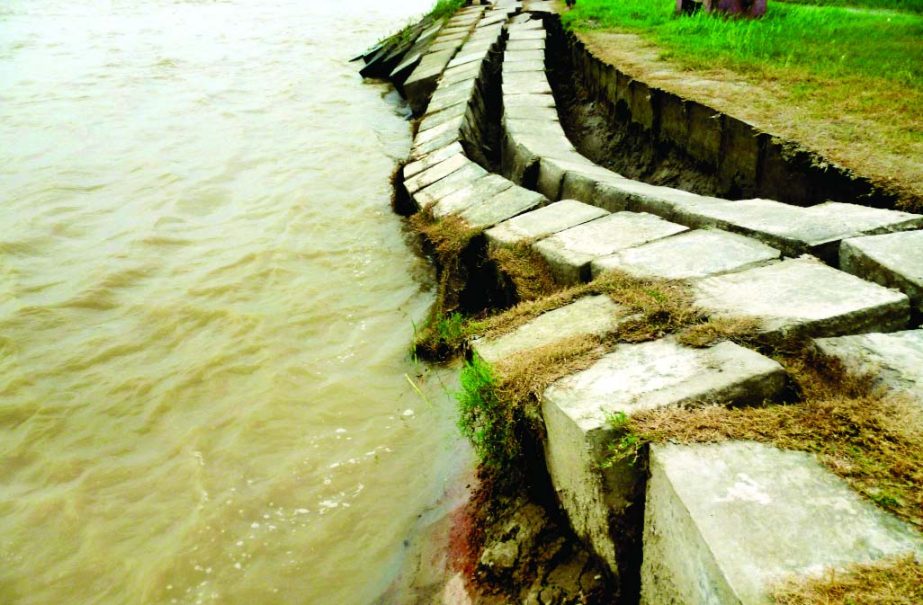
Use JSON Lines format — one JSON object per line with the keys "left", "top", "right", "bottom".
{"left": 358, "top": 1, "right": 923, "bottom": 603}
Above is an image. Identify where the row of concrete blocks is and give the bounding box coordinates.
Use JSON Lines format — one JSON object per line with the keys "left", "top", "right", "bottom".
{"left": 398, "top": 5, "right": 487, "bottom": 115}
{"left": 403, "top": 7, "right": 579, "bottom": 232}
{"left": 471, "top": 293, "right": 923, "bottom": 602}
{"left": 496, "top": 20, "right": 923, "bottom": 314}
{"left": 395, "top": 8, "right": 923, "bottom": 602}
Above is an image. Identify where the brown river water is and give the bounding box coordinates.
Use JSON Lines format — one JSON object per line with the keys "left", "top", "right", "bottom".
{"left": 0, "top": 0, "right": 471, "bottom": 603}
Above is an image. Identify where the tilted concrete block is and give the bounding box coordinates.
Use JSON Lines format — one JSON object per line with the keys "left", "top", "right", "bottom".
{"left": 642, "top": 442, "right": 923, "bottom": 605}
{"left": 694, "top": 257, "right": 910, "bottom": 342}
{"left": 814, "top": 329, "right": 923, "bottom": 403}
{"left": 473, "top": 295, "right": 627, "bottom": 365}
{"left": 543, "top": 339, "right": 787, "bottom": 579}
{"left": 460, "top": 185, "right": 547, "bottom": 229}
{"left": 840, "top": 230, "right": 923, "bottom": 313}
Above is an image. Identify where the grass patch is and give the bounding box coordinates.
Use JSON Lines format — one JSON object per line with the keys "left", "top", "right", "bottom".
{"left": 430, "top": 0, "right": 468, "bottom": 21}
{"left": 608, "top": 348, "right": 923, "bottom": 528}
{"left": 407, "top": 210, "right": 486, "bottom": 359}
{"left": 487, "top": 242, "right": 560, "bottom": 303}
{"left": 772, "top": 555, "right": 923, "bottom": 605}
{"left": 779, "top": 0, "right": 923, "bottom": 13}
{"left": 563, "top": 0, "right": 923, "bottom": 87}
{"left": 456, "top": 354, "right": 522, "bottom": 470}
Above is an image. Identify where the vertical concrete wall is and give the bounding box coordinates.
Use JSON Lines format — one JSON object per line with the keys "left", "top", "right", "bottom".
{"left": 545, "top": 18, "right": 899, "bottom": 209}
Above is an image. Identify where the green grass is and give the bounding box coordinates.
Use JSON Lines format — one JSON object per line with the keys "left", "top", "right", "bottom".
{"left": 780, "top": 0, "right": 923, "bottom": 14}
{"left": 430, "top": 0, "right": 467, "bottom": 20}
{"left": 456, "top": 355, "right": 519, "bottom": 469}
{"left": 562, "top": 0, "right": 923, "bottom": 87}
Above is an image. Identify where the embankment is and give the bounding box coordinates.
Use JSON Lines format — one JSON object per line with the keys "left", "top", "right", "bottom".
{"left": 358, "top": 1, "right": 923, "bottom": 603}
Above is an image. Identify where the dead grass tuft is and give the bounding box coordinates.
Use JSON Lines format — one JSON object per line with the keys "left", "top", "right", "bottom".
{"left": 622, "top": 351, "right": 923, "bottom": 528}
{"left": 409, "top": 210, "right": 485, "bottom": 359}
{"left": 493, "top": 334, "right": 608, "bottom": 423}
{"left": 487, "top": 242, "right": 560, "bottom": 303}
{"left": 772, "top": 555, "right": 923, "bottom": 605}
{"left": 677, "top": 316, "right": 763, "bottom": 348}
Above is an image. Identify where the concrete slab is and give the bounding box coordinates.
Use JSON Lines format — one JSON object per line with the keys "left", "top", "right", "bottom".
{"left": 404, "top": 153, "right": 469, "bottom": 194}
{"left": 459, "top": 185, "right": 546, "bottom": 229}
{"left": 592, "top": 229, "right": 781, "bottom": 281}
{"left": 523, "top": 0, "right": 556, "bottom": 13}
{"left": 505, "top": 50, "right": 545, "bottom": 63}
{"left": 560, "top": 166, "right": 626, "bottom": 206}
{"left": 543, "top": 339, "right": 787, "bottom": 575}
{"left": 534, "top": 212, "right": 689, "bottom": 284}
{"left": 841, "top": 230, "right": 923, "bottom": 313}
{"left": 814, "top": 330, "right": 923, "bottom": 402}
{"left": 537, "top": 156, "right": 621, "bottom": 201}
{"left": 472, "top": 295, "right": 627, "bottom": 365}
{"left": 509, "top": 29, "right": 546, "bottom": 41}
{"left": 506, "top": 39, "right": 546, "bottom": 51}
{"left": 417, "top": 102, "right": 469, "bottom": 133}
{"left": 426, "top": 81, "right": 476, "bottom": 115}
{"left": 405, "top": 49, "right": 458, "bottom": 114}
{"left": 412, "top": 127, "right": 463, "bottom": 158}
{"left": 694, "top": 257, "right": 911, "bottom": 342}
{"left": 403, "top": 142, "right": 464, "bottom": 180}
{"left": 503, "top": 92, "right": 556, "bottom": 109}
{"left": 502, "top": 76, "right": 552, "bottom": 96}
{"left": 448, "top": 49, "right": 490, "bottom": 70}
{"left": 502, "top": 60, "right": 547, "bottom": 73}
{"left": 412, "top": 162, "right": 489, "bottom": 209}
{"left": 425, "top": 42, "right": 463, "bottom": 57}
{"left": 675, "top": 198, "right": 923, "bottom": 264}
{"left": 439, "top": 63, "right": 481, "bottom": 87}
{"left": 432, "top": 174, "right": 515, "bottom": 219}
{"left": 413, "top": 116, "right": 464, "bottom": 148}
{"left": 642, "top": 441, "right": 923, "bottom": 605}
{"left": 485, "top": 200, "right": 610, "bottom": 248}
{"left": 594, "top": 177, "right": 726, "bottom": 215}
{"left": 504, "top": 106, "right": 560, "bottom": 123}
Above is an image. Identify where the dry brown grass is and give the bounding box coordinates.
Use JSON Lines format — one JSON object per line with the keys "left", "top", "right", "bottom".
{"left": 473, "top": 271, "right": 712, "bottom": 343}
{"left": 623, "top": 351, "right": 923, "bottom": 528}
{"left": 487, "top": 242, "right": 560, "bottom": 303}
{"left": 772, "top": 555, "right": 923, "bottom": 605}
{"left": 492, "top": 334, "right": 608, "bottom": 426}
{"left": 677, "top": 315, "right": 764, "bottom": 348}
{"left": 408, "top": 210, "right": 485, "bottom": 358}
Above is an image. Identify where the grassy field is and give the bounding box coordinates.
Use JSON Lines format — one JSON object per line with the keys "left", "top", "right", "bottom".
{"left": 561, "top": 0, "right": 923, "bottom": 207}
{"left": 562, "top": 0, "right": 922, "bottom": 85}
{"left": 780, "top": 0, "right": 923, "bottom": 13}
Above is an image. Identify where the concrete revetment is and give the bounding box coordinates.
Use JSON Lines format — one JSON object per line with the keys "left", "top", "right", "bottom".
{"left": 358, "top": 2, "right": 923, "bottom": 601}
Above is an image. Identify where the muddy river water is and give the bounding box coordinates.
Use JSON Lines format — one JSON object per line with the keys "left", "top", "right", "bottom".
{"left": 0, "top": 0, "right": 470, "bottom": 602}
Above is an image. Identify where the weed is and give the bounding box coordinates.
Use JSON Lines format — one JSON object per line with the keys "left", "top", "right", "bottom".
{"left": 456, "top": 355, "right": 519, "bottom": 470}
{"left": 602, "top": 411, "right": 644, "bottom": 468}
{"left": 429, "top": 0, "right": 468, "bottom": 21}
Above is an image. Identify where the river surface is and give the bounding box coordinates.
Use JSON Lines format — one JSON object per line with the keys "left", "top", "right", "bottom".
{"left": 0, "top": 1, "right": 471, "bottom": 603}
